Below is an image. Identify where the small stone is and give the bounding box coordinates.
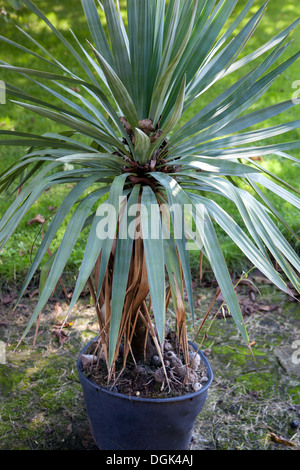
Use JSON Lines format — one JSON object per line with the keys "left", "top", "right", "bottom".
{"left": 189, "top": 352, "right": 201, "bottom": 371}
{"left": 290, "top": 420, "right": 299, "bottom": 430}
{"left": 176, "top": 364, "right": 188, "bottom": 380}
{"left": 134, "top": 365, "right": 148, "bottom": 376}
{"left": 200, "top": 376, "right": 209, "bottom": 385}
{"left": 154, "top": 367, "right": 166, "bottom": 384}
{"left": 185, "top": 368, "right": 198, "bottom": 384}
{"left": 80, "top": 354, "right": 97, "bottom": 367}
{"left": 192, "top": 382, "right": 203, "bottom": 392}
{"left": 151, "top": 355, "right": 162, "bottom": 367}
{"left": 164, "top": 350, "right": 176, "bottom": 361}
{"left": 164, "top": 340, "right": 173, "bottom": 352}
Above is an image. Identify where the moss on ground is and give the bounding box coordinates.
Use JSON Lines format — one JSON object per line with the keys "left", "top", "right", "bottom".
{"left": 0, "top": 277, "right": 299, "bottom": 450}
{"left": 0, "top": 298, "right": 99, "bottom": 450}
{"left": 192, "top": 283, "right": 300, "bottom": 450}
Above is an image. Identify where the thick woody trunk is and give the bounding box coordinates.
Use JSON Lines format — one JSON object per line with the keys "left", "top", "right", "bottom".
{"left": 131, "top": 309, "right": 156, "bottom": 362}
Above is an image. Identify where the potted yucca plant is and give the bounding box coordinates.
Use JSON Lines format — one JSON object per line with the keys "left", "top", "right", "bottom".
{"left": 0, "top": 0, "right": 300, "bottom": 450}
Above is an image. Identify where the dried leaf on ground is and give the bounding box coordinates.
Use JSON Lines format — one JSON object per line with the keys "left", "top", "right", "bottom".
{"left": 28, "top": 288, "right": 39, "bottom": 299}
{"left": 268, "top": 432, "right": 297, "bottom": 447}
{"left": 53, "top": 329, "right": 68, "bottom": 345}
{"left": 0, "top": 294, "right": 13, "bottom": 305}
{"left": 27, "top": 214, "right": 45, "bottom": 225}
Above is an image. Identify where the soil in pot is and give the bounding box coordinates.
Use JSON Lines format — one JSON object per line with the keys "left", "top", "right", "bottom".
{"left": 80, "top": 327, "right": 209, "bottom": 399}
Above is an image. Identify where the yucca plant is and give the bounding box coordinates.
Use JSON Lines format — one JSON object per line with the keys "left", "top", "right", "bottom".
{"left": 0, "top": 0, "right": 300, "bottom": 392}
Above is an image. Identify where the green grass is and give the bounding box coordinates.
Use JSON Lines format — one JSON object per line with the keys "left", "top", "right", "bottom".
{"left": 0, "top": 0, "right": 299, "bottom": 287}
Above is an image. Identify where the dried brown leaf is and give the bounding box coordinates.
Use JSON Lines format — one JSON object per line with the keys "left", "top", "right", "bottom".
{"left": 1, "top": 295, "right": 13, "bottom": 305}
{"left": 53, "top": 329, "right": 68, "bottom": 345}
{"left": 27, "top": 214, "right": 45, "bottom": 225}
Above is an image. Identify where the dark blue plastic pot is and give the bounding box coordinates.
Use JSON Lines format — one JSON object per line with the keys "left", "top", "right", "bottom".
{"left": 77, "top": 340, "right": 213, "bottom": 450}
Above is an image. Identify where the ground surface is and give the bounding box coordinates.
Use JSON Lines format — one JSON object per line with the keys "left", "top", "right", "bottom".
{"left": 0, "top": 274, "right": 299, "bottom": 451}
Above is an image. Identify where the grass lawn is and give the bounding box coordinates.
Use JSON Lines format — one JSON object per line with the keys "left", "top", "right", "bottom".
{"left": 0, "top": 0, "right": 299, "bottom": 289}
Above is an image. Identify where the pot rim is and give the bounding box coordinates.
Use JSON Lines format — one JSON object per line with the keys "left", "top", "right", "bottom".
{"left": 77, "top": 339, "right": 213, "bottom": 404}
